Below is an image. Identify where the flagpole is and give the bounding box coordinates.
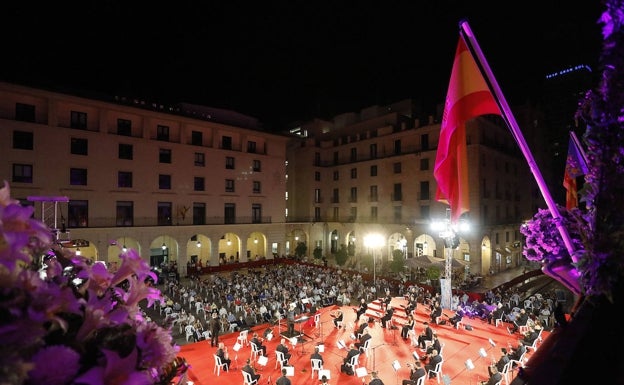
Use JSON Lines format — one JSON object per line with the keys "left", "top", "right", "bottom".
{"left": 458, "top": 20, "right": 579, "bottom": 265}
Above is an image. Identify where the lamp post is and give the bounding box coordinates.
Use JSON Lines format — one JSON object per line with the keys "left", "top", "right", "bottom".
{"left": 431, "top": 209, "right": 469, "bottom": 309}
{"left": 364, "top": 233, "right": 385, "bottom": 287}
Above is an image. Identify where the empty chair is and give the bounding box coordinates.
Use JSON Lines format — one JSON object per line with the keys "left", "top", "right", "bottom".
{"left": 213, "top": 354, "right": 228, "bottom": 376}
{"left": 242, "top": 370, "right": 258, "bottom": 385}
{"left": 427, "top": 359, "right": 444, "bottom": 384}
{"left": 311, "top": 358, "right": 323, "bottom": 379}
{"left": 237, "top": 329, "right": 249, "bottom": 347}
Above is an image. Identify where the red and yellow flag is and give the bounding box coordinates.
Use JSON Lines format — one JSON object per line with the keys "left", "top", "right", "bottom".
{"left": 434, "top": 35, "right": 501, "bottom": 222}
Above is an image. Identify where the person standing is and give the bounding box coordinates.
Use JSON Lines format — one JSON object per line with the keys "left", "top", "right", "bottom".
{"left": 208, "top": 312, "right": 220, "bottom": 347}
{"left": 286, "top": 303, "right": 296, "bottom": 336}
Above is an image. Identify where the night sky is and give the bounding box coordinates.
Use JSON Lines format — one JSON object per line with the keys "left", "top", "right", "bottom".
{"left": 0, "top": 1, "right": 604, "bottom": 131}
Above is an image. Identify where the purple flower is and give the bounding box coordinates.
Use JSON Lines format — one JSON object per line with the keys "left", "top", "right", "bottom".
{"left": 27, "top": 345, "right": 81, "bottom": 385}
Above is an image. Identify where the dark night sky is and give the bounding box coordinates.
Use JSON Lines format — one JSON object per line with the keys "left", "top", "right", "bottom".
{"left": 0, "top": 1, "right": 604, "bottom": 131}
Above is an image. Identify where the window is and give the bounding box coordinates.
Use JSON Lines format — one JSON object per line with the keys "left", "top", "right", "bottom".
{"left": 116, "top": 201, "right": 134, "bottom": 226}
{"left": 314, "top": 207, "right": 321, "bottom": 221}
{"left": 247, "top": 141, "right": 257, "bottom": 153}
{"left": 332, "top": 188, "right": 339, "bottom": 203}
{"left": 191, "top": 130, "right": 203, "bottom": 146}
{"left": 420, "top": 205, "right": 430, "bottom": 219}
{"left": 221, "top": 136, "right": 232, "bottom": 150}
{"left": 349, "top": 207, "right": 357, "bottom": 222}
{"left": 70, "top": 168, "right": 87, "bottom": 186}
{"left": 350, "top": 147, "right": 357, "bottom": 162}
{"left": 333, "top": 151, "right": 339, "bottom": 165}
{"left": 159, "top": 148, "right": 172, "bottom": 163}
{"left": 68, "top": 200, "right": 88, "bottom": 227}
{"left": 70, "top": 138, "right": 88, "bottom": 155}
{"left": 370, "top": 165, "right": 377, "bottom": 177}
{"left": 117, "top": 118, "right": 132, "bottom": 136}
{"left": 394, "top": 139, "right": 402, "bottom": 155}
{"left": 370, "top": 143, "right": 377, "bottom": 159}
{"left": 370, "top": 185, "right": 378, "bottom": 202}
{"left": 332, "top": 207, "right": 339, "bottom": 221}
{"left": 159, "top": 174, "right": 171, "bottom": 189}
{"left": 394, "top": 205, "right": 402, "bottom": 222}
{"left": 70, "top": 111, "right": 87, "bottom": 129}
{"left": 350, "top": 187, "right": 357, "bottom": 202}
{"left": 421, "top": 134, "right": 429, "bottom": 150}
{"left": 225, "top": 179, "right": 235, "bottom": 192}
{"left": 156, "top": 125, "right": 169, "bottom": 141}
{"left": 333, "top": 171, "right": 339, "bottom": 181}
{"left": 194, "top": 177, "right": 205, "bottom": 191}
{"left": 13, "top": 130, "right": 33, "bottom": 150}
{"left": 118, "top": 171, "right": 133, "bottom": 188}
{"left": 193, "top": 202, "right": 206, "bottom": 225}
{"left": 350, "top": 168, "right": 357, "bottom": 179}
{"left": 253, "top": 181, "right": 261, "bottom": 193}
{"left": 393, "top": 162, "right": 402, "bottom": 173}
{"left": 420, "top": 158, "right": 429, "bottom": 171}
{"left": 224, "top": 203, "right": 236, "bottom": 224}
{"left": 371, "top": 206, "right": 378, "bottom": 221}
{"left": 12, "top": 163, "right": 33, "bottom": 183}
{"left": 314, "top": 152, "right": 321, "bottom": 166}
{"left": 157, "top": 202, "right": 172, "bottom": 226}
{"left": 314, "top": 171, "right": 321, "bottom": 181}
{"left": 226, "top": 156, "right": 235, "bottom": 169}
{"left": 420, "top": 181, "right": 430, "bottom": 200}
{"left": 314, "top": 189, "right": 321, "bottom": 203}
{"left": 252, "top": 204, "right": 262, "bottom": 223}
{"left": 118, "top": 143, "right": 133, "bottom": 160}
{"left": 194, "top": 152, "right": 205, "bottom": 166}
{"left": 393, "top": 183, "right": 402, "bottom": 201}
{"left": 252, "top": 159, "right": 261, "bottom": 172}
{"left": 15, "top": 103, "right": 35, "bottom": 122}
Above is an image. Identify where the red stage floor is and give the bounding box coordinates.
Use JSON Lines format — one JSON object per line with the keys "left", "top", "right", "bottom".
{"left": 179, "top": 297, "right": 543, "bottom": 385}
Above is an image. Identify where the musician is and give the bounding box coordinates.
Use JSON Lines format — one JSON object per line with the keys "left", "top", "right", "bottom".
{"left": 276, "top": 338, "right": 292, "bottom": 363}
{"left": 242, "top": 358, "right": 261, "bottom": 383}
{"left": 333, "top": 309, "right": 344, "bottom": 328}
{"left": 449, "top": 305, "right": 465, "bottom": 327}
{"left": 250, "top": 332, "right": 267, "bottom": 356}
{"left": 380, "top": 305, "right": 394, "bottom": 328}
{"left": 276, "top": 368, "right": 292, "bottom": 385}
{"left": 405, "top": 294, "right": 418, "bottom": 315}
{"left": 430, "top": 301, "right": 443, "bottom": 324}
{"left": 417, "top": 322, "right": 434, "bottom": 349}
{"left": 421, "top": 332, "right": 441, "bottom": 360}
{"left": 356, "top": 298, "right": 368, "bottom": 321}
{"left": 403, "top": 360, "right": 426, "bottom": 385}
{"left": 343, "top": 343, "right": 360, "bottom": 365}
{"left": 216, "top": 342, "right": 231, "bottom": 371}
{"left": 401, "top": 314, "right": 415, "bottom": 339}
{"left": 369, "top": 371, "right": 385, "bottom": 385}
{"left": 382, "top": 292, "right": 392, "bottom": 312}
{"left": 355, "top": 329, "right": 372, "bottom": 351}
{"left": 310, "top": 345, "right": 324, "bottom": 365}
{"left": 355, "top": 320, "right": 368, "bottom": 337}
{"left": 479, "top": 364, "right": 502, "bottom": 385}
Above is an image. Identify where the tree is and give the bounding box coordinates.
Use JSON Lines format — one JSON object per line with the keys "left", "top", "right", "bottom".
{"left": 313, "top": 246, "right": 323, "bottom": 260}
{"left": 389, "top": 249, "right": 405, "bottom": 274}
{"left": 334, "top": 244, "right": 349, "bottom": 266}
{"left": 294, "top": 242, "right": 307, "bottom": 259}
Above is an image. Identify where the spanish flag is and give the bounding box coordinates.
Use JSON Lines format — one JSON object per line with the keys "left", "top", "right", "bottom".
{"left": 434, "top": 35, "right": 501, "bottom": 222}
{"left": 563, "top": 132, "right": 588, "bottom": 209}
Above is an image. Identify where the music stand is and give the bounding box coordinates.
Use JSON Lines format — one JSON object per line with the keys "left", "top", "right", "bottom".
{"left": 392, "top": 360, "right": 401, "bottom": 385}
{"left": 319, "top": 369, "right": 331, "bottom": 379}
{"left": 318, "top": 344, "right": 325, "bottom": 353}
{"left": 285, "top": 366, "right": 295, "bottom": 376}
{"left": 355, "top": 367, "right": 368, "bottom": 378}
{"left": 257, "top": 355, "right": 268, "bottom": 372}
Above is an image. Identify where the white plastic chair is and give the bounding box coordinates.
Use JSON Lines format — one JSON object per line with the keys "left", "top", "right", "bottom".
{"left": 427, "top": 360, "right": 444, "bottom": 384}
{"left": 275, "top": 350, "right": 288, "bottom": 369}
{"left": 311, "top": 358, "right": 323, "bottom": 379}
{"left": 242, "top": 370, "right": 258, "bottom": 385}
{"left": 237, "top": 329, "right": 249, "bottom": 347}
{"left": 250, "top": 341, "right": 262, "bottom": 360}
{"left": 415, "top": 373, "right": 427, "bottom": 385}
{"left": 213, "top": 354, "right": 228, "bottom": 376}
{"left": 346, "top": 353, "right": 360, "bottom": 373}
{"left": 185, "top": 324, "right": 196, "bottom": 342}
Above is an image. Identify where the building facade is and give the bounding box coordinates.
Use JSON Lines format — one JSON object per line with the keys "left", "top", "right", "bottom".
{"left": 1, "top": 82, "right": 543, "bottom": 280}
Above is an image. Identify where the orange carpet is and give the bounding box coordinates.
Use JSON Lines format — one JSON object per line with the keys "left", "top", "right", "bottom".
{"left": 178, "top": 297, "right": 545, "bottom": 385}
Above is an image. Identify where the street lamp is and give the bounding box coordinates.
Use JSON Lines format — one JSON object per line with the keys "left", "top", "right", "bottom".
{"left": 431, "top": 209, "right": 470, "bottom": 309}
{"left": 364, "top": 233, "right": 385, "bottom": 287}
